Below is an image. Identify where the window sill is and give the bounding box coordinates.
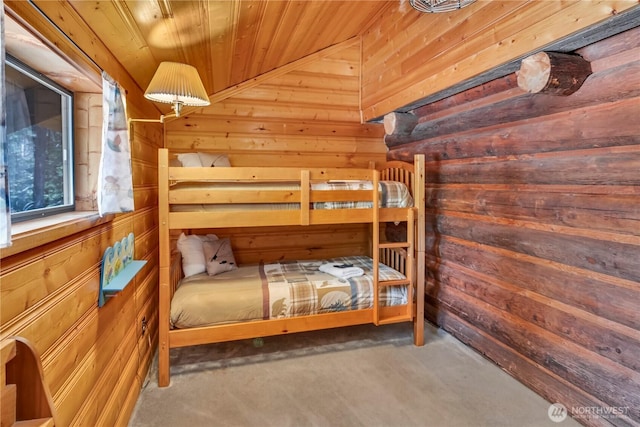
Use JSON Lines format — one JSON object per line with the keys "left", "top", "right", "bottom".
{"left": 1, "top": 211, "right": 114, "bottom": 259}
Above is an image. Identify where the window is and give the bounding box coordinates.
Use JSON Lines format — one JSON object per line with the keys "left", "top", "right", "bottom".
{"left": 4, "top": 56, "right": 74, "bottom": 222}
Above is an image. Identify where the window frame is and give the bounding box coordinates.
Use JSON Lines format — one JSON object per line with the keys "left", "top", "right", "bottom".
{"left": 5, "top": 54, "right": 75, "bottom": 222}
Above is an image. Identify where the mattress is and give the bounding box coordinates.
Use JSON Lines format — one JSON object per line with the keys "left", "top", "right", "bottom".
{"left": 170, "top": 256, "right": 408, "bottom": 329}
{"left": 170, "top": 180, "right": 413, "bottom": 212}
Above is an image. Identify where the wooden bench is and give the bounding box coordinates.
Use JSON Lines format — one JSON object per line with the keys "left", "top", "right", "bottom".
{"left": 1, "top": 337, "right": 58, "bottom": 427}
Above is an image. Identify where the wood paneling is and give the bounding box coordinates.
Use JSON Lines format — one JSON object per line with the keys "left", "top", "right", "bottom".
{"left": 197, "top": 224, "right": 372, "bottom": 265}
{"left": 1, "top": 210, "right": 159, "bottom": 427}
{"left": 361, "top": 0, "right": 639, "bottom": 121}
{"left": 165, "top": 40, "right": 386, "bottom": 169}
{"left": 0, "top": 4, "right": 163, "bottom": 426}
{"left": 392, "top": 27, "right": 640, "bottom": 425}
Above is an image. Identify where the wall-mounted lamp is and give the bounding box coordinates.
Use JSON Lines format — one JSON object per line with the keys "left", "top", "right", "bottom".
{"left": 130, "top": 61, "right": 210, "bottom": 124}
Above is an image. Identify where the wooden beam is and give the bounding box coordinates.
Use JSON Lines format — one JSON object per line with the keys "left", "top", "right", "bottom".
{"left": 384, "top": 60, "right": 639, "bottom": 148}
{"left": 517, "top": 52, "right": 592, "bottom": 96}
{"left": 383, "top": 112, "right": 418, "bottom": 136}
{"left": 385, "top": 95, "right": 639, "bottom": 156}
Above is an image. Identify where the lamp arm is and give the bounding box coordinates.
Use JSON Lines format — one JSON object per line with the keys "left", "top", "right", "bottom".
{"left": 128, "top": 112, "right": 176, "bottom": 125}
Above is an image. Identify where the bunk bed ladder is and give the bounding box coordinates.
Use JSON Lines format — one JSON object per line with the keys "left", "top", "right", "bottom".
{"left": 372, "top": 175, "right": 415, "bottom": 326}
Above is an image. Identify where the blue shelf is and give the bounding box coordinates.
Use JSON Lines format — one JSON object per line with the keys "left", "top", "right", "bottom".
{"left": 102, "top": 260, "right": 147, "bottom": 293}
{"left": 98, "top": 233, "right": 147, "bottom": 307}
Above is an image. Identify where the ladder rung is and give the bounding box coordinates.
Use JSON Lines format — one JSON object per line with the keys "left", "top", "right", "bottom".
{"left": 378, "top": 279, "right": 411, "bottom": 287}
{"left": 379, "top": 242, "right": 409, "bottom": 249}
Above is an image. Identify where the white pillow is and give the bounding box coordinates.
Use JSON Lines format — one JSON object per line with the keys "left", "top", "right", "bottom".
{"left": 200, "top": 152, "right": 231, "bottom": 167}
{"left": 176, "top": 152, "right": 230, "bottom": 167}
{"left": 175, "top": 153, "right": 201, "bottom": 167}
{"left": 176, "top": 233, "right": 219, "bottom": 277}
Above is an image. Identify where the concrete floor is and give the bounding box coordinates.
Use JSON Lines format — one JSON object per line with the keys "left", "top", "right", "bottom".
{"left": 129, "top": 322, "right": 580, "bottom": 427}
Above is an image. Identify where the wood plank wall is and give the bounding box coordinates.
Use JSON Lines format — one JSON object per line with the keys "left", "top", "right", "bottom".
{"left": 0, "top": 117, "right": 161, "bottom": 427}
{"left": 1, "top": 3, "right": 163, "bottom": 425}
{"left": 360, "top": 0, "right": 639, "bottom": 122}
{"left": 165, "top": 39, "right": 387, "bottom": 264}
{"left": 165, "top": 39, "right": 385, "bottom": 168}
{"left": 386, "top": 28, "right": 640, "bottom": 426}
{"left": 0, "top": 114, "right": 161, "bottom": 426}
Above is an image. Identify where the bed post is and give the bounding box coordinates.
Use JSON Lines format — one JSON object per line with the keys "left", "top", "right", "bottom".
{"left": 372, "top": 169, "right": 381, "bottom": 325}
{"left": 414, "top": 154, "right": 426, "bottom": 346}
{"left": 158, "top": 148, "right": 171, "bottom": 386}
{"left": 300, "top": 170, "right": 310, "bottom": 226}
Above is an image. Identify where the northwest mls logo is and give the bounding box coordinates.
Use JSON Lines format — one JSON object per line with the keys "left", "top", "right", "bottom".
{"left": 548, "top": 403, "right": 568, "bottom": 423}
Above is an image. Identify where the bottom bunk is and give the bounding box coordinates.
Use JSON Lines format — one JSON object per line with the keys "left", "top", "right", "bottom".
{"left": 158, "top": 249, "right": 422, "bottom": 386}
{"left": 171, "top": 256, "right": 408, "bottom": 329}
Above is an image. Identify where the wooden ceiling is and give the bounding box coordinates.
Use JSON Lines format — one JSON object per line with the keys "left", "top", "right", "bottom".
{"left": 64, "top": 0, "right": 392, "bottom": 99}
{"left": 7, "top": 1, "right": 638, "bottom": 121}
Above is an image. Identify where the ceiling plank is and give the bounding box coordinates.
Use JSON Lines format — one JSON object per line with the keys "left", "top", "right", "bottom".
{"left": 69, "top": 0, "right": 159, "bottom": 91}
{"left": 246, "top": 1, "right": 289, "bottom": 79}
{"left": 208, "top": 0, "right": 238, "bottom": 93}
{"left": 171, "top": 1, "right": 214, "bottom": 91}
{"left": 231, "top": 0, "right": 267, "bottom": 84}
{"left": 259, "top": 0, "right": 306, "bottom": 73}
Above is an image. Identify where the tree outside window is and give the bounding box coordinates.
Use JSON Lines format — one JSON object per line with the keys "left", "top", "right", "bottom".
{"left": 5, "top": 57, "right": 73, "bottom": 221}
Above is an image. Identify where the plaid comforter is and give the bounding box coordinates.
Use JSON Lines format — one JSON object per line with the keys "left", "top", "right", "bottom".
{"left": 171, "top": 180, "right": 413, "bottom": 212}
{"left": 170, "top": 256, "right": 408, "bottom": 329}
{"left": 311, "top": 181, "right": 413, "bottom": 209}
{"left": 264, "top": 256, "right": 407, "bottom": 317}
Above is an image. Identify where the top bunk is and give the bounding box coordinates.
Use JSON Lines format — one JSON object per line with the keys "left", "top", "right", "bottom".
{"left": 158, "top": 148, "right": 425, "bottom": 229}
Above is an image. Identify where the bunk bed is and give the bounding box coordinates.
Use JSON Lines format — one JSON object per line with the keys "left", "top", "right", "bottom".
{"left": 157, "top": 148, "right": 426, "bottom": 387}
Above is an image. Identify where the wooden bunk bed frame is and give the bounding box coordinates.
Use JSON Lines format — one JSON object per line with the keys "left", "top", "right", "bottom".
{"left": 157, "top": 148, "right": 425, "bottom": 387}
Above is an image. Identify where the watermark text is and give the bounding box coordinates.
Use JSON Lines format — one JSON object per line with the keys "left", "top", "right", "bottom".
{"left": 548, "top": 403, "right": 630, "bottom": 422}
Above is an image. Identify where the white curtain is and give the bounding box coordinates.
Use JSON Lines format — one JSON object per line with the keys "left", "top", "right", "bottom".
{"left": 0, "top": 1, "right": 12, "bottom": 247}
{"left": 97, "top": 72, "right": 134, "bottom": 216}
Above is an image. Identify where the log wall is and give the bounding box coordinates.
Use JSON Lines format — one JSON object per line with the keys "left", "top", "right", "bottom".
{"left": 1, "top": 3, "right": 162, "bottom": 425}
{"left": 165, "top": 39, "right": 387, "bottom": 263}
{"left": 360, "top": 0, "right": 639, "bottom": 122}
{"left": 386, "top": 28, "right": 640, "bottom": 426}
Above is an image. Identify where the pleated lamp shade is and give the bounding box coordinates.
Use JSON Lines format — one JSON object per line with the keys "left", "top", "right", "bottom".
{"left": 144, "top": 62, "right": 210, "bottom": 117}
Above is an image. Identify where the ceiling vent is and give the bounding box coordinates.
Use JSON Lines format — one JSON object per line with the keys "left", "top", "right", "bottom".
{"left": 409, "top": 0, "right": 476, "bottom": 13}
